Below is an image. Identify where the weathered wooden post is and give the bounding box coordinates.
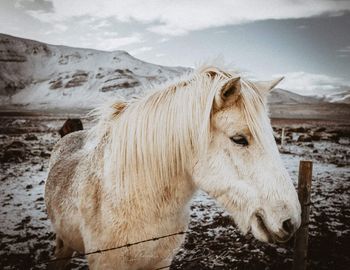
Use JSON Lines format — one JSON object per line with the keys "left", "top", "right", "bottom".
{"left": 281, "top": 127, "right": 285, "bottom": 146}
{"left": 292, "top": 160, "right": 313, "bottom": 270}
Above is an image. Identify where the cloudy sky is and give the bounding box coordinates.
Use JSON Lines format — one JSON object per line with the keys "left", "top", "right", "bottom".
{"left": 1, "top": 0, "right": 350, "bottom": 96}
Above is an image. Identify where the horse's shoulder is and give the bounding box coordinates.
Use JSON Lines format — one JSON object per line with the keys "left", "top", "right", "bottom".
{"left": 55, "top": 129, "right": 87, "bottom": 150}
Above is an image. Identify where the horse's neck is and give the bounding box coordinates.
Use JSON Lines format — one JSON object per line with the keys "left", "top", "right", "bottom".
{"left": 92, "top": 116, "right": 198, "bottom": 214}
{"left": 101, "top": 152, "right": 196, "bottom": 214}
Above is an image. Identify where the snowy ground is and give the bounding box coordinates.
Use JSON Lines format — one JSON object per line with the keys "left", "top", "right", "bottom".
{"left": 0, "top": 115, "right": 349, "bottom": 270}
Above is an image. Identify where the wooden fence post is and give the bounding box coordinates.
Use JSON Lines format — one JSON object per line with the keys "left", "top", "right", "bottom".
{"left": 281, "top": 128, "right": 285, "bottom": 146}
{"left": 292, "top": 160, "right": 313, "bottom": 270}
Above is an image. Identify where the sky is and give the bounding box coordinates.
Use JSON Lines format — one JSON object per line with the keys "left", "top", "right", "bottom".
{"left": 1, "top": 0, "right": 350, "bottom": 96}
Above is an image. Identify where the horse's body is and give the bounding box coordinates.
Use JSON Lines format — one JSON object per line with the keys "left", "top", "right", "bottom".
{"left": 45, "top": 66, "right": 301, "bottom": 269}
{"left": 46, "top": 130, "right": 193, "bottom": 269}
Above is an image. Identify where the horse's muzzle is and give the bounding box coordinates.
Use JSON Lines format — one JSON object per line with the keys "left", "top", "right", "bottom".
{"left": 255, "top": 214, "right": 297, "bottom": 243}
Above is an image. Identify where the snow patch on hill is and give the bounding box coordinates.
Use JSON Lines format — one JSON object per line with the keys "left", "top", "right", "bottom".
{"left": 1, "top": 34, "right": 348, "bottom": 111}
{"left": 322, "top": 91, "right": 350, "bottom": 104}
{"left": 0, "top": 34, "right": 189, "bottom": 110}
{"left": 268, "top": 88, "right": 321, "bottom": 104}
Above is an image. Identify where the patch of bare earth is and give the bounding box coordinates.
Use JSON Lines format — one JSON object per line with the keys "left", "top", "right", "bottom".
{"left": 0, "top": 115, "right": 349, "bottom": 270}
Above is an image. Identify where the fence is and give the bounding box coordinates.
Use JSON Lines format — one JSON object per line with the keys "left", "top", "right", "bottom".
{"left": 293, "top": 160, "right": 313, "bottom": 270}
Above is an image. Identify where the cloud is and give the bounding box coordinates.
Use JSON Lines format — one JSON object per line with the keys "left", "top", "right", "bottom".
{"left": 336, "top": 46, "right": 350, "bottom": 57}
{"left": 158, "top": 37, "right": 170, "bottom": 43}
{"left": 86, "top": 34, "right": 143, "bottom": 51}
{"left": 90, "top": 19, "right": 111, "bottom": 30}
{"left": 297, "top": 24, "right": 308, "bottom": 29}
{"left": 24, "top": 0, "right": 350, "bottom": 36}
{"left": 129, "top": 46, "right": 153, "bottom": 55}
{"left": 276, "top": 71, "right": 350, "bottom": 96}
{"left": 15, "top": 0, "right": 54, "bottom": 12}
{"left": 215, "top": 29, "right": 229, "bottom": 34}
{"left": 337, "top": 45, "right": 350, "bottom": 53}
{"left": 53, "top": 23, "right": 68, "bottom": 32}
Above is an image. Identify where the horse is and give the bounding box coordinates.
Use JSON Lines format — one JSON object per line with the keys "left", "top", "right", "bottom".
{"left": 59, "top": 118, "right": 84, "bottom": 137}
{"left": 45, "top": 66, "right": 301, "bottom": 269}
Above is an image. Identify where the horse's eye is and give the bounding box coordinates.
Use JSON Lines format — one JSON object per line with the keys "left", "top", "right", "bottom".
{"left": 230, "top": 135, "right": 249, "bottom": 146}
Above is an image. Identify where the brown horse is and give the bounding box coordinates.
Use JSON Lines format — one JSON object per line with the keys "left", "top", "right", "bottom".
{"left": 59, "top": 118, "right": 83, "bottom": 137}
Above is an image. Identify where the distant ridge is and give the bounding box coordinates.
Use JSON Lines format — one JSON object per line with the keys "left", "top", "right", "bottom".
{"left": 0, "top": 34, "right": 349, "bottom": 120}
{"left": 0, "top": 33, "right": 189, "bottom": 109}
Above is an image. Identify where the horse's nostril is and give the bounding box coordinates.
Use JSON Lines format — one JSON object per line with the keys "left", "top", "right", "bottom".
{"left": 282, "top": 218, "right": 294, "bottom": 234}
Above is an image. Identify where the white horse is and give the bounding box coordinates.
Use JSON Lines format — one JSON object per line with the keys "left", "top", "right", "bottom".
{"left": 45, "top": 66, "right": 301, "bottom": 270}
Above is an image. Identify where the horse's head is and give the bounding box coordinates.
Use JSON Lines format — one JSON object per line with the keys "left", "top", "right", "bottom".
{"left": 193, "top": 70, "right": 301, "bottom": 243}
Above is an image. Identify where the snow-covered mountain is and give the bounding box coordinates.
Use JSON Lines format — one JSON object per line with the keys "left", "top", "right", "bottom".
{"left": 322, "top": 91, "right": 350, "bottom": 104}
{"left": 0, "top": 33, "right": 348, "bottom": 112}
{"left": 0, "top": 34, "right": 189, "bottom": 110}
{"left": 269, "top": 88, "right": 350, "bottom": 105}
{"left": 269, "top": 88, "right": 321, "bottom": 104}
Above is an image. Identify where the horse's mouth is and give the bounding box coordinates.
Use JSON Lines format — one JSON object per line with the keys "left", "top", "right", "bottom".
{"left": 255, "top": 214, "right": 291, "bottom": 243}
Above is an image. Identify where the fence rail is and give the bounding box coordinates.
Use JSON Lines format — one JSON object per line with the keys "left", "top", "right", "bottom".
{"left": 40, "top": 231, "right": 186, "bottom": 265}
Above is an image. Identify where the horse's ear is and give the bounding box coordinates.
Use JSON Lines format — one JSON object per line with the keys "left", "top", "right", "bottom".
{"left": 255, "top": 77, "right": 284, "bottom": 95}
{"left": 215, "top": 77, "right": 241, "bottom": 108}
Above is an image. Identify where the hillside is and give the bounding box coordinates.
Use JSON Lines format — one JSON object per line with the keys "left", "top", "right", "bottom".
{"left": 0, "top": 34, "right": 188, "bottom": 109}
{"left": 0, "top": 34, "right": 349, "bottom": 121}
{"left": 269, "top": 88, "right": 321, "bottom": 104}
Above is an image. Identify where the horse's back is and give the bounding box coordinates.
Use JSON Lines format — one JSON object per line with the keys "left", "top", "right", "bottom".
{"left": 45, "top": 130, "right": 88, "bottom": 252}
{"left": 48, "top": 130, "right": 87, "bottom": 171}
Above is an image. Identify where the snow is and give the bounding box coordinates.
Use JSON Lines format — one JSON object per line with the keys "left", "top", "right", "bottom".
{"left": 1, "top": 34, "right": 349, "bottom": 113}
{"left": 0, "top": 34, "right": 189, "bottom": 110}
{"left": 0, "top": 115, "right": 349, "bottom": 269}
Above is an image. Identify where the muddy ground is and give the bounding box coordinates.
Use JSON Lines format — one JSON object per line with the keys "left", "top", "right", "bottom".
{"left": 0, "top": 114, "right": 349, "bottom": 270}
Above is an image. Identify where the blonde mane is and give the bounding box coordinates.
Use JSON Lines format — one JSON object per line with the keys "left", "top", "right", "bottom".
{"left": 88, "top": 66, "right": 270, "bottom": 200}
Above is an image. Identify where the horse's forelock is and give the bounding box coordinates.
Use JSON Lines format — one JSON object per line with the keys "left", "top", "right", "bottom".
{"left": 239, "top": 79, "right": 274, "bottom": 150}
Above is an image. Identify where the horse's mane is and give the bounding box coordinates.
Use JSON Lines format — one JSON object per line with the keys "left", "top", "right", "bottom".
{"left": 87, "top": 65, "right": 270, "bottom": 200}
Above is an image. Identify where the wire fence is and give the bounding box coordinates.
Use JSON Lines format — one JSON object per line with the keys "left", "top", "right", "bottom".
{"left": 153, "top": 255, "right": 208, "bottom": 270}
{"left": 39, "top": 230, "right": 201, "bottom": 269}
